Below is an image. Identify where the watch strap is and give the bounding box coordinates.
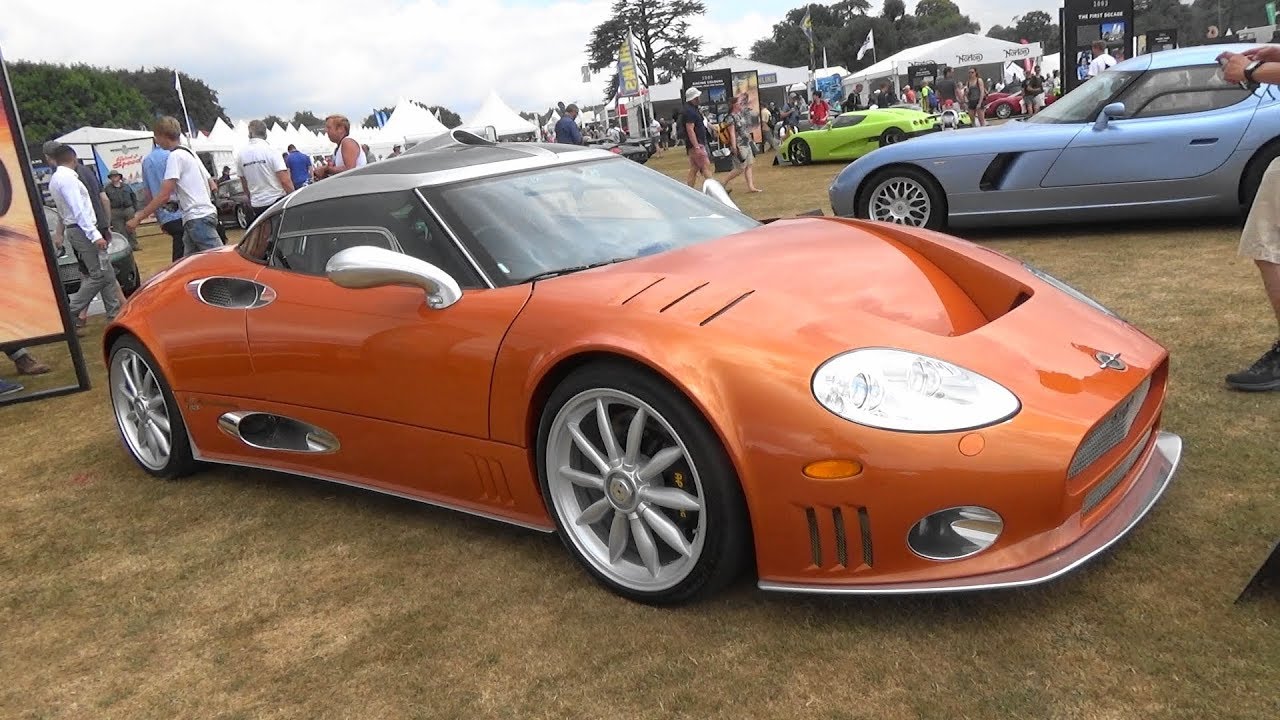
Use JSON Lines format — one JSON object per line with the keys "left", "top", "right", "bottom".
{"left": 1245, "top": 61, "right": 1264, "bottom": 83}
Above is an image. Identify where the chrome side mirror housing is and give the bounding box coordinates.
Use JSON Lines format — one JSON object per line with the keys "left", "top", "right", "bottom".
{"left": 326, "top": 245, "right": 462, "bottom": 309}
{"left": 702, "top": 178, "right": 739, "bottom": 211}
{"left": 1093, "top": 102, "right": 1126, "bottom": 131}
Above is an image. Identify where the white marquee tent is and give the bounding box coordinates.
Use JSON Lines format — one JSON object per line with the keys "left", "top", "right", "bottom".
{"left": 846, "top": 33, "right": 1042, "bottom": 87}
{"left": 466, "top": 91, "right": 537, "bottom": 138}
{"left": 380, "top": 97, "right": 450, "bottom": 144}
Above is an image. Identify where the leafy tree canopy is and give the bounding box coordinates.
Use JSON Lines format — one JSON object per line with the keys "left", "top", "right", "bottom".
{"left": 587, "top": 0, "right": 706, "bottom": 101}
{"left": 987, "top": 11, "right": 1061, "bottom": 54}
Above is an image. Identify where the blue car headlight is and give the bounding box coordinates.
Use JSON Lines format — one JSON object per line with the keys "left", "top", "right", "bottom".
{"left": 1023, "top": 263, "right": 1119, "bottom": 319}
{"left": 812, "top": 348, "right": 1021, "bottom": 433}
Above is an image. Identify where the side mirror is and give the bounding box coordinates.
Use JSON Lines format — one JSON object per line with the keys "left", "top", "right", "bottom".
{"left": 326, "top": 245, "right": 462, "bottom": 309}
{"left": 702, "top": 178, "right": 740, "bottom": 210}
{"left": 1093, "top": 102, "right": 1126, "bottom": 131}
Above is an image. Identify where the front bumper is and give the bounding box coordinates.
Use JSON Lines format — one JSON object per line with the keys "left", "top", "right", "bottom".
{"left": 759, "top": 431, "right": 1182, "bottom": 595}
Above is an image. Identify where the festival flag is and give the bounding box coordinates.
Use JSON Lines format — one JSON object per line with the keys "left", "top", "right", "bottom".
{"left": 615, "top": 30, "right": 643, "bottom": 98}
{"left": 857, "top": 29, "right": 875, "bottom": 61}
{"left": 802, "top": 7, "right": 814, "bottom": 46}
{"left": 174, "top": 71, "right": 196, "bottom": 144}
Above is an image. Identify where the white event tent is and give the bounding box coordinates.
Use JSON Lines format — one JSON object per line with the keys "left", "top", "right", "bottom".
{"left": 465, "top": 91, "right": 538, "bottom": 139}
{"left": 846, "top": 33, "right": 1042, "bottom": 89}
{"left": 379, "top": 97, "right": 450, "bottom": 147}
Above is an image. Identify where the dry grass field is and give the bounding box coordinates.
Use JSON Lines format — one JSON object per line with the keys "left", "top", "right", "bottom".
{"left": 0, "top": 150, "right": 1277, "bottom": 719}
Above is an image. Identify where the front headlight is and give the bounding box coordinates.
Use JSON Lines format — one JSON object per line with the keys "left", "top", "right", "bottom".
{"left": 812, "top": 348, "right": 1020, "bottom": 433}
{"left": 1023, "top": 263, "right": 1118, "bottom": 318}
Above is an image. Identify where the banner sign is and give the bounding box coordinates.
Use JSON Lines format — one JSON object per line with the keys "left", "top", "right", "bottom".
{"left": 815, "top": 74, "right": 842, "bottom": 100}
{"left": 1062, "top": 0, "right": 1134, "bottom": 94}
{"left": 682, "top": 69, "right": 733, "bottom": 125}
{"left": 92, "top": 136, "right": 153, "bottom": 192}
{"left": 0, "top": 44, "right": 91, "bottom": 404}
{"left": 758, "top": 73, "right": 778, "bottom": 86}
{"left": 907, "top": 62, "right": 939, "bottom": 90}
{"left": 616, "top": 34, "right": 643, "bottom": 98}
{"left": 1142, "top": 29, "right": 1177, "bottom": 54}
{"left": 731, "top": 70, "right": 762, "bottom": 144}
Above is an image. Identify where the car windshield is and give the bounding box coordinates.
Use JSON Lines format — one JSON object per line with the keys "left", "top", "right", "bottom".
{"left": 1026, "top": 71, "right": 1140, "bottom": 124}
{"left": 429, "top": 158, "right": 760, "bottom": 285}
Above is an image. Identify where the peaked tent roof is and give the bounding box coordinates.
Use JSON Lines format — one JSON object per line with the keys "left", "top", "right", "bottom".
{"left": 466, "top": 91, "right": 537, "bottom": 137}
{"left": 847, "top": 34, "right": 1042, "bottom": 84}
{"left": 381, "top": 97, "right": 450, "bottom": 140}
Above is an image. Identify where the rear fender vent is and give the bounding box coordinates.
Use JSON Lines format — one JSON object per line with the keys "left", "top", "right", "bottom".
{"left": 188, "top": 277, "right": 276, "bottom": 309}
{"left": 804, "top": 505, "right": 873, "bottom": 570}
{"left": 979, "top": 153, "right": 1019, "bottom": 191}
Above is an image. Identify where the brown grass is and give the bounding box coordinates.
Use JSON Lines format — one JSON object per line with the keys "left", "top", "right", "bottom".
{"left": 0, "top": 154, "right": 1276, "bottom": 719}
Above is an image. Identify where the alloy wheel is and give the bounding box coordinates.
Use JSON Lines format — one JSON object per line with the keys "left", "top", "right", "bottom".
{"left": 546, "top": 389, "right": 706, "bottom": 593}
{"left": 235, "top": 206, "right": 249, "bottom": 229}
{"left": 869, "top": 176, "right": 932, "bottom": 227}
{"left": 996, "top": 103, "right": 1012, "bottom": 119}
{"left": 790, "top": 140, "right": 810, "bottom": 166}
{"left": 110, "top": 348, "right": 173, "bottom": 471}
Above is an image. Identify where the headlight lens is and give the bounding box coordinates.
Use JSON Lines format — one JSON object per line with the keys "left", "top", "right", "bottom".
{"left": 1023, "top": 263, "right": 1118, "bottom": 318}
{"left": 812, "top": 348, "right": 1020, "bottom": 432}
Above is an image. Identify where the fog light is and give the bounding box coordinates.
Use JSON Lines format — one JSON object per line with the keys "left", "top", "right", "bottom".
{"left": 907, "top": 506, "right": 1003, "bottom": 561}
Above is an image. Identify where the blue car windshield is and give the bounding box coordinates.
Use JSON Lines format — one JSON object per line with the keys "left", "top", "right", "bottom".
{"left": 429, "top": 157, "right": 761, "bottom": 285}
{"left": 1027, "top": 71, "right": 1140, "bottom": 124}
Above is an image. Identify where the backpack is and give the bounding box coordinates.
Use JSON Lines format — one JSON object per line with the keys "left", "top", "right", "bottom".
{"left": 716, "top": 121, "right": 733, "bottom": 147}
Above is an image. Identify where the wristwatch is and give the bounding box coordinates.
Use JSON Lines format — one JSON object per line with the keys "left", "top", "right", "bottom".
{"left": 1244, "top": 60, "right": 1265, "bottom": 84}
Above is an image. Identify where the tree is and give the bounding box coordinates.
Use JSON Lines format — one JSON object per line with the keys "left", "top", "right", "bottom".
{"left": 113, "top": 68, "right": 228, "bottom": 130}
{"left": 259, "top": 114, "right": 287, "bottom": 129}
{"left": 292, "top": 110, "right": 322, "bottom": 129}
{"left": 586, "top": 0, "right": 706, "bottom": 101}
{"left": 882, "top": 0, "right": 906, "bottom": 22}
{"left": 987, "top": 11, "right": 1061, "bottom": 54}
{"left": 698, "top": 46, "right": 736, "bottom": 64}
{"left": 426, "top": 105, "right": 461, "bottom": 129}
{"left": 9, "top": 62, "right": 152, "bottom": 147}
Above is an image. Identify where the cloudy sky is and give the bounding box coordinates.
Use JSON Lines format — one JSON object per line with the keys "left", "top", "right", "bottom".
{"left": 2, "top": 0, "right": 1054, "bottom": 123}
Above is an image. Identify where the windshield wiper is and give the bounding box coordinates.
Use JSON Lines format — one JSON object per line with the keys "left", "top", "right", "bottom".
{"left": 520, "top": 257, "right": 631, "bottom": 283}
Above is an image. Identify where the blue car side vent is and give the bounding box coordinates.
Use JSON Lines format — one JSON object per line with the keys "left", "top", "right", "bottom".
{"left": 980, "top": 153, "right": 1019, "bottom": 192}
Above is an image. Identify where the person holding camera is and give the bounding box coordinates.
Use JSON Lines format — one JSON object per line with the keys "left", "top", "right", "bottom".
{"left": 127, "top": 117, "right": 220, "bottom": 257}
{"left": 721, "top": 95, "right": 762, "bottom": 194}
{"left": 1219, "top": 46, "right": 1280, "bottom": 390}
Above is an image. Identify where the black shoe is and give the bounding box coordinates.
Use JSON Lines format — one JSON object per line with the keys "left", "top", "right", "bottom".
{"left": 1225, "top": 340, "right": 1280, "bottom": 391}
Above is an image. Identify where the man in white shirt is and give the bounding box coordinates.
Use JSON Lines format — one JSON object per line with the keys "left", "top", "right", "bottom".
{"left": 127, "top": 116, "right": 221, "bottom": 257}
{"left": 235, "top": 119, "right": 293, "bottom": 222}
{"left": 46, "top": 143, "right": 123, "bottom": 326}
{"left": 1087, "top": 41, "right": 1117, "bottom": 79}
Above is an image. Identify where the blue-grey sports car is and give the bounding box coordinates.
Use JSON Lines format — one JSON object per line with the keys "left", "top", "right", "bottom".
{"left": 829, "top": 44, "right": 1279, "bottom": 229}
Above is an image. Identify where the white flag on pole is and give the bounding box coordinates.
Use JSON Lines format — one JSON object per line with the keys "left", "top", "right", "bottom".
{"left": 174, "top": 71, "right": 195, "bottom": 142}
{"left": 857, "top": 29, "right": 875, "bottom": 61}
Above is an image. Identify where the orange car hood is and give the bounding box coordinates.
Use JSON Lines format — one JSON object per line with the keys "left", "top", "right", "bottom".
{"left": 547, "top": 217, "right": 989, "bottom": 337}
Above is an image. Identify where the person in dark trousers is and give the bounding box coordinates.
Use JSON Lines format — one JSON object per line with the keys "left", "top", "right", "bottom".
{"left": 555, "top": 105, "right": 584, "bottom": 144}
{"left": 934, "top": 66, "right": 959, "bottom": 108}
{"left": 104, "top": 170, "right": 139, "bottom": 249}
{"left": 141, "top": 142, "right": 186, "bottom": 262}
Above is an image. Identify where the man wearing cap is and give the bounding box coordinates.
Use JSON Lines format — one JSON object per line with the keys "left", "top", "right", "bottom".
{"left": 682, "top": 87, "right": 712, "bottom": 188}
{"left": 127, "top": 116, "right": 220, "bottom": 256}
{"left": 46, "top": 143, "right": 122, "bottom": 328}
{"left": 104, "top": 169, "right": 139, "bottom": 249}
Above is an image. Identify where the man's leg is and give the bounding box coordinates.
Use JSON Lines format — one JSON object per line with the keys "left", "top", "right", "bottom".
{"left": 183, "top": 215, "right": 223, "bottom": 256}
{"left": 163, "top": 219, "right": 184, "bottom": 262}
{"left": 65, "top": 227, "right": 105, "bottom": 330}
{"left": 3, "top": 345, "right": 50, "bottom": 375}
{"left": 112, "top": 209, "right": 138, "bottom": 249}
{"left": 1227, "top": 158, "right": 1280, "bottom": 391}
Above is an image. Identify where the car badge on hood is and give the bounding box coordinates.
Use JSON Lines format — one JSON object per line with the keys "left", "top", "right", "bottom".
{"left": 1094, "top": 351, "right": 1127, "bottom": 371}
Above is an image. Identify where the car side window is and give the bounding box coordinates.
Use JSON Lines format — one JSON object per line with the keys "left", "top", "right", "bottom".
{"left": 1124, "top": 66, "right": 1250, "bottom": 118}
{"left": 831, "top": 114, "right": 865, "bottom": 129}
{"left": 274, "top": 191, "right": 484, "bottom": 287}
{"left": 238, "top": 213, "right": 279, "bottom": 263}
{"left": 270, "top": 229, "right": 397, "bottom": 276}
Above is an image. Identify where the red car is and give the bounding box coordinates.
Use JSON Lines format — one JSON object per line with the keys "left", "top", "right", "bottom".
{"left": 983, "top": 83, "right": 1058, "bottom": 120}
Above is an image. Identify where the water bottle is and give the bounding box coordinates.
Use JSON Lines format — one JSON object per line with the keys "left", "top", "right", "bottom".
{"left": 98, "top": 247, "right": 111, "bottom": 273}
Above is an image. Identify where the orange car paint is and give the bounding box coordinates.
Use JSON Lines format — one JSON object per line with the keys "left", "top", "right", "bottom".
{"left": 106, "top": 217, "right": 1170, "bottom": 589}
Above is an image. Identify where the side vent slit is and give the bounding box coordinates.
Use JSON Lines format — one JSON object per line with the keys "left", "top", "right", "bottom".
{"left": 832, "top": 507, "right": 848, "bottom": 568}
{"left": 858, "top": 507, "right": 874, "bottom": 567}
{"left": 660, "top": 282, "right": 710, "bottom": 312}
{"left": 805, "top": 507, "right": 822, "bottom": 567}
{"left": 621, "top": 277, "right": 664, "bottom": 305}
{"left": 699, "top": 290, "right": 755, "bottom": 326}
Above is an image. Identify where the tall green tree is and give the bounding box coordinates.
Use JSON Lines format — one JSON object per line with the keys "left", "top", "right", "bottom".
{"left": 259, "top": 114, "right": 287, "bottom": 129}
{"left": 586, "top": 0, "right": 706, "bottom": 101}
{"left": 112, "top": 68, "right": 228, "bottom": 130}
{"left": 987, "top": 11, "right": 1061, "bottom": 54}
{"left": 8, "top": 62, "right": 152, "bottom": 146}
{"left": 427, "top": 105, "right": 462, "bottom": 128}
{"left": 291, "top": 110, "right": 323, "bottom": 129}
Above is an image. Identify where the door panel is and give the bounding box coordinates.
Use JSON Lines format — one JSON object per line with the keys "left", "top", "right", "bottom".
{"left": 1042, "top": 96, "right": 1259, "bottom": 188}
{"left": 245, "top": 267, "right": 531, "bottom": 438}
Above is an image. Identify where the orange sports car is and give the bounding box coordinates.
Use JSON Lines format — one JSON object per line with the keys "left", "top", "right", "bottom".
{"left": 105, "top": 131, "right": 1182, "bottom": 604}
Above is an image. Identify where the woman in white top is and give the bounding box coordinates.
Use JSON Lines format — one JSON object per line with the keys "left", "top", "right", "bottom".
{"left": 314, "top": 114, "right": 366, "bottom": 180}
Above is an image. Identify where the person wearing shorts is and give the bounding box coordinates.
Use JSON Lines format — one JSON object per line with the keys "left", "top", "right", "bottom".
{"left": 682, "top": 87, "right": 712, "bottom": 187}
{"left": 966, "top": 68, "right": 987, "bottom": 126}
{"left": 1023, "top": 72, "right": 1046, "bottom": 116}
{"left": 1220, "top": 45, "right": 1280, "bottom": 389}
{"left": 721, "top": 96, "right": 761, "bottom": 193}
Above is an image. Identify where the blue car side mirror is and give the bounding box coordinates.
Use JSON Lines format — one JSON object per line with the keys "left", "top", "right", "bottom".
{"left": 1093, "top": 102, "right": 1126, "bottom": 131}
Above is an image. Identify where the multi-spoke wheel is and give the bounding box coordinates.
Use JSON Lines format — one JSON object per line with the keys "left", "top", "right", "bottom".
{"left": 108, "top": 336, "right": 197, "bottom": 478}
{"left": 861, "top": 167, "right": 945, "bottom": 230}
{"left": 235, "top": 205, "right": 249, "bottom": 229}
{"left": 995, "top": 103, "right": 1013, "bottom": 120}
{"left": 537, "top": 363, "right": 749, "bottom": 604}
{"left": 788, "top": 139, "right": 811, "bottom": 166}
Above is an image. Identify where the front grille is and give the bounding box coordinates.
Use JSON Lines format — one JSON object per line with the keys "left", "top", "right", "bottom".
{"left": 1068, "top": 376, "right": 1152, "bottom": 478}
{"left": 803, "top": 506, "right": 873, "bottom": 570}
{"left": 1082, "top": 429, "right": 1153, "bottom": 515}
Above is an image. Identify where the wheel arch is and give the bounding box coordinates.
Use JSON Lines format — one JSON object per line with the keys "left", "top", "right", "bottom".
{"left": 854, "top": 162, "right": 949, "bottom": 221}
{"left": 1237, "top": 135, "right": 1280, "bottom": 206}
{"left": 522, "top": 348, "right": 758, "bottom": 538}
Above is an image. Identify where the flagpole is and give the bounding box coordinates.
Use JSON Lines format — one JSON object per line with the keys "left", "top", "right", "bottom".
{"left": 174, "top": 70, "right": 196, "bottom": 147}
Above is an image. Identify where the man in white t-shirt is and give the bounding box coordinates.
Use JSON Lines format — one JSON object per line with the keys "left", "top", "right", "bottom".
{"left": 1087, "top": 40, "right": 1117, "bottom": 79}
{"left": 128, "top": 116, "right": 221, "bottom": 257}
{"left": 235, "top": 119, "right": 294, "bottom": 222}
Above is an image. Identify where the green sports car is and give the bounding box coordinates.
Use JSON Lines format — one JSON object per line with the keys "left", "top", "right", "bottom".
{"left": 780, "top": 106, "right": 971, "bottom": 166}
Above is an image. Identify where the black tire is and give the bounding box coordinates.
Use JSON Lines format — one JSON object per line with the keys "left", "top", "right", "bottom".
{"left": 995, "top": 103, "right": 1012, "bottom": 119}
{"left": 107, "top": 335, "right": 199, "bottom": 479}
{"left": 235, "top": 205, "right": 249, "bottom": 230}
{"left": 535, "top": 361, "right": 750, "bottom": 605}
{"left": 789, "top": 139, "right": 812, "bottom": 166}
{"left": 1241, "top": 141, "right": 1280, "bottom": 212}
{"left": 857, "top": 165, "right": 947, "bottom": 231}
{"left": 117, "top": 257, "right": 140, "bottom": 297}
{"left": 879, "top": 127, "right": 908, "bottom": 148}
